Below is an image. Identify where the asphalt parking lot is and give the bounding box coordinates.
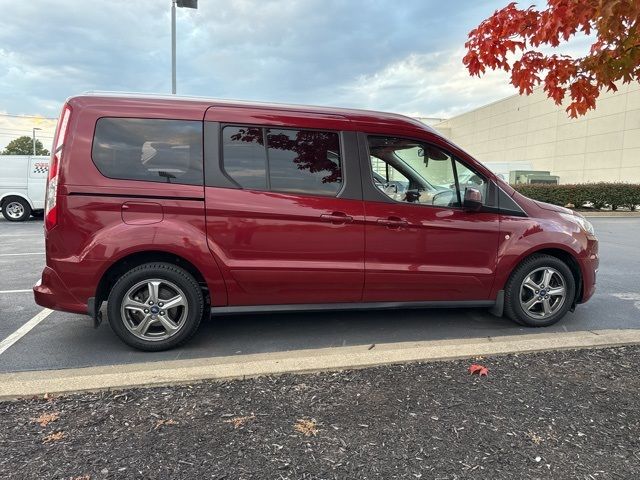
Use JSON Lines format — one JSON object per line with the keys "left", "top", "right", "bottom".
{"left": 0, "top": 216, "right": 639, "bottom": 373}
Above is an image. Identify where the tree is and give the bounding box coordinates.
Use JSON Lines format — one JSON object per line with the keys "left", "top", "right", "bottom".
{"left": 464, "top": 0, "right": 640, "bottom": 117}
{"left": 1, "top": 135, "right": 50, "bottom": 156}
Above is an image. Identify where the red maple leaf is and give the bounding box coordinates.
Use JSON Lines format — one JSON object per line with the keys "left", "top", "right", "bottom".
{"left": 468, "top": 364, "right": 489, "bottom": 377}
{"left": 464, "top": 0, "right": 640, "bottom": 117}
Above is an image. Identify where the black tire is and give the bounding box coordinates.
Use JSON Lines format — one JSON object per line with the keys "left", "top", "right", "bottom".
{"left": 2, "top": 196, "right": 31, "bottom": 222}
{"left": 504, "top": 254, "right": 576, "bottom": 327}
{"left": 107, "top": 262, "right": 204, "bottom": 351}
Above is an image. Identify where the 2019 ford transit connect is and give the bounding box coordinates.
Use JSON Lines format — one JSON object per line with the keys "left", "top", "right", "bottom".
{"left": 33, "top": 94, "right": 599, "bottom": 351}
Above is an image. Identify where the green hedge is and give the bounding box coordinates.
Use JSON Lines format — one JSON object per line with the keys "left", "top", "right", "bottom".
{"left": 512, "top": 183, "right": 640, "bottom": 211}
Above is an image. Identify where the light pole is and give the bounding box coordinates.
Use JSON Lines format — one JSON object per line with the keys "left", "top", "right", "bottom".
{"left": 32, "top": 127, "right": 41, "bottom": 156}
{"left": 171, "top": 0, "right": 198, "bottom": 94}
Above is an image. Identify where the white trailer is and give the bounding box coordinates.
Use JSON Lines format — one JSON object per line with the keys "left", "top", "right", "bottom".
{"left": 0, "top": 155, "right": 49, "bottom": 221}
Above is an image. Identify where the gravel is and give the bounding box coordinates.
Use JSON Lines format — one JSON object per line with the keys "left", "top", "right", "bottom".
{"left": 1, "top": 346, "right": 639, "bottom": 479}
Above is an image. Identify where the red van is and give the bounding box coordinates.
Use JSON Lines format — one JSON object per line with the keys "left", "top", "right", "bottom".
{"left": 33, "top": 94, "right": 598, "bottom": 351}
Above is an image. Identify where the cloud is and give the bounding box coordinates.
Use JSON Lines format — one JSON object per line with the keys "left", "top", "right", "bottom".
{"left": 0, "top": 0, "right": 539, "bottom": 148}
{"left": 328, "top": 50, "right": 516, "bottom": 118}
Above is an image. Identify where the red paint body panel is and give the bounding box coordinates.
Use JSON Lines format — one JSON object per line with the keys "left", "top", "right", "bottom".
{"left": 490, "top": 196, "right": 599, "bottom": 303}
{"left": 204, "top": 188, "right": 365, "bottom": 305}
{"left": 363, "top": 201, "right": 499, "bottom": 301}
{"left": 33, "top": 94, "right": 598, "bottom": 320}
{"left": 35, "top": 192, "right": 227, "bottom": 308}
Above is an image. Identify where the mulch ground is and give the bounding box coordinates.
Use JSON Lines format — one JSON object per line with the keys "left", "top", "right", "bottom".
{"left": 1, "top": 346, "right": 640, "bottom": 480}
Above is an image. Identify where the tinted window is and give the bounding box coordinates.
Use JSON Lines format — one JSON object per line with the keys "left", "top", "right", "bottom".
{"left": 267, "top": 129, "right": 342, "bottom": 195}
{"left": 220, "top": 126, "right": 342, "bottom": 196}
{"left": 92, "top": 118, "right": 203, "bottom": 185}
{"left": 222, "top": 126, "right": 267, "bottom": 189}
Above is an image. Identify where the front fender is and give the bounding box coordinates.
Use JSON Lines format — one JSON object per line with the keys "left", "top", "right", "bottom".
{"left": 491, "top": 216, "right": 586, "bottom": 298}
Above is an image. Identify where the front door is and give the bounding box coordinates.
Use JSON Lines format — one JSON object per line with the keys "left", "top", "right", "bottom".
{"left": 362, "top": 134, "right": 500, "bottom": 302}
{"left": 203, "top": 109, "right": 365, "bottom": 306}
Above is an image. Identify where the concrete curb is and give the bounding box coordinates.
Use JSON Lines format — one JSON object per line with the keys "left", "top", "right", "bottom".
{"left": 580, "top": 212, "right": 640, "bottom": 217}
{"left": 2, "top": 329, "right": 640, "bottom": 400}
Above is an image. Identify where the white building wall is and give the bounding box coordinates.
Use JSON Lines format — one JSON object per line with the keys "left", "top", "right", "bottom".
{"left": 433, "top": 81, "right": 640, "bottom": 184}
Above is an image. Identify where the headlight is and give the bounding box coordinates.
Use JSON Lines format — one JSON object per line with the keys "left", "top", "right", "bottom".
{"left": 560, "top": 213, "right": 595, "bottom": 235}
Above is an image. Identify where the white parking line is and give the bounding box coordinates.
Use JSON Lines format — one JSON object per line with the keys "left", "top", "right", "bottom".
{"left": 0, "top": 234, "right": 44, "bottom": 238}
{"left": 0, "top": 252, "right": 45, "bottom": 257}
{"left": 0, "top": 289, "right": 32, "bottom": 294}
{"left": 611, "top": 293, "right": 640, "bottom": 310}
{"left": 0, "top": 308, "right": 53, "bottom": 356}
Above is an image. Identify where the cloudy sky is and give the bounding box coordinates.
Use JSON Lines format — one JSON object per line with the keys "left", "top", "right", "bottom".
{"left": 0, "top": 0, "right": 573, "bottom": 150}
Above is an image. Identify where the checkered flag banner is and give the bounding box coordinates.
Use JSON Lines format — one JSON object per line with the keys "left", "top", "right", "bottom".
{"left": 33, "top": 162, "right": 49, "bottom": 174}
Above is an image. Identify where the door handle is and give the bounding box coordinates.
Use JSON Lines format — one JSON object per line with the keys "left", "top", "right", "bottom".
{"left": 320, "top": 212, "right": 353, "bottom": 224}
{"left": 377, "top": 216, "right": 408, "bottom": 228}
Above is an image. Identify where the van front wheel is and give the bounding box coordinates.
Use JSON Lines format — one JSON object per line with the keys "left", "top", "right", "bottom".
{"left": 107, "top": 262, "right": 204, "bottom": 351}
{"left": 504, "top": 254, "right": 576, "bottom": 327}
{"left": 2, "top": 197, "right": 31, "bottom": 222}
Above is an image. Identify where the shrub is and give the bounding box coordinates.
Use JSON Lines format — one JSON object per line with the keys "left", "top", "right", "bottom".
{"left": 512, "top": 182, "right": 640, "bottom": 211}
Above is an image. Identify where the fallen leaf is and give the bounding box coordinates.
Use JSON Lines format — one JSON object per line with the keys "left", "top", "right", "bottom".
{"left": 224, "top": 415, "right": 256, "bottom": 429}
{"left": 294, "top": 418, "right": 319, "bottom": 437}
{"left": 527, "top": 431, "right": 544, "bottom": 445}
{"left": 43, "top": 431, "right": 66, "bottom": 443}
{"left": 33, "top": 412, "right": 60, "bottom": 427}
{"left": 468, "top": 364, "right": 489, "bottom": 377}
{"left": 154, "top": 419, "right": 178, "bottom": 430}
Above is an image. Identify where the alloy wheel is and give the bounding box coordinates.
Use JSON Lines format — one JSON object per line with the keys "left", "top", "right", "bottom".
{"left": 120, "top": 278, "right": 189, "bottom": 342}
{"left": 519, "top": 267, "right": 567, "bottom": 319}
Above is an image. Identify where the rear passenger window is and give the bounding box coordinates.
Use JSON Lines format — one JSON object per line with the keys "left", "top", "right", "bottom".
{"left": 267, "top": 129, "right": 342, "bottom": 195}
{"left": 221, "top": 125, "right": 342, "bottom": 196}
{"left": 92, "top": 118, "right": 203, "bottom": 185}
{"left": 222, "top": 126, "right": 267, "bottom": 190}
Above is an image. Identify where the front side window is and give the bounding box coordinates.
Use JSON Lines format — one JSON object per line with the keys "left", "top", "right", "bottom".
{"left": 454, "top": 159, "right": 487, "bottom": 202}
{"left": 370, "top": 155, "right": 410, "bottom": 202}
{"left": 221, "top": 125, "right": 342, "bottom": 196}
{"left": 367, "top": 136, "right": 486, "bottom": 208}
{"left": 92, "top": 118, "right": 203, "bottom": 185}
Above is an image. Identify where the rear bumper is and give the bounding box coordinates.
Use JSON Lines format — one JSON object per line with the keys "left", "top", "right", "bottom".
{"left": 33, "top": 266, "right": 87, "bottom": 314}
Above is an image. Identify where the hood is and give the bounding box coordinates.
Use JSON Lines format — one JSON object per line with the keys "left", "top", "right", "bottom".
{"left": 533, "top": 200, "right": 573, "bottom": 215}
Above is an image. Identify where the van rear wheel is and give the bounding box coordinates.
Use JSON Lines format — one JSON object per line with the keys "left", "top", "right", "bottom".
{"left": 107, "top": 262, "right": 204, "bottom": 351}
{"left": 2, "top": 197, "right": 31, "bottom": 222}
{"left": 504, "top": 254, "right": 575, "bottom": 327}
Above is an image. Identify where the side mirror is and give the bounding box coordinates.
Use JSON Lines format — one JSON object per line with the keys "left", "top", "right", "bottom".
{"left": 463, "top": 187, "right": 483, "bottom": 212}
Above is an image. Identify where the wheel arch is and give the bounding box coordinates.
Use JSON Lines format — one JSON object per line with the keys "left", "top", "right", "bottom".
{"left": 0, "top": 193, "right": 34, "bottom": 209}
{"left": 506, "top": 247, "right": 583, "bottom": 306}
{"left": 94, "top": 250, "right": 211, "bottom": 317}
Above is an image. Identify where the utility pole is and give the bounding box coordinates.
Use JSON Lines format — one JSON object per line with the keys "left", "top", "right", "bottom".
{"left": 171, "top": 0, "right": 198, "bottom": 94}
{"left": 32, "top": 127, "right": 41, "bottom": 156}
{"left": 171, "top": 0, "right": 176, "bottom": 94}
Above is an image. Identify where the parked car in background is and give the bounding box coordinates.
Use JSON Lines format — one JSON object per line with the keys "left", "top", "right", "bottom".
{"left": 0, "top": 155, "right": 48, "bottom": 221}
{"left": 34, "top": 93, "right": 599, "bottom": 351}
